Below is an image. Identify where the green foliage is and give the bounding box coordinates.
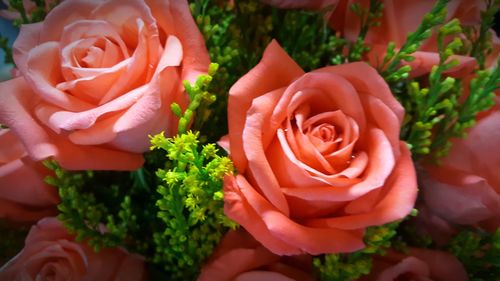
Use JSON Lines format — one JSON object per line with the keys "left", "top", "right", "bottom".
{"left": 448, "top": 228, "right": 500, "bottom": 281}
{"left": 270, "top": 8, "right": 345, "bottom": 70}
{"left": 190, "top": 0, "right": 270, "bottom": 143}
{"left": 190, "top": 0, "right": 354, "bottom": 142}
{"left": 150, "top": 131, "right": 235, "bottom": 280}
{"left": 43, "top": 160, "right": 153, "bottom": 253}
{"left": 381, "top": 0, "right": 450, "bottom": 82}
{"left": 0, "top": 36, "right": 13, "bottom": 65}
{"left": 173, "top": 63, "right": 219, "bottom": 138}
{"left": 467, "top": 0, "right": 500, "bottom": 69}
{"left": 400, "top": 18, "right": 499, "bottom": 160}
{"left": 6, "top": 0, "right": 58, "bottom": 26}
{"left": 313, "top": 222, "right": 399, "bottom": 281}
{"left": 0, "top": 0, "right": 60, "bottom": 66}
{"left": 347, "top": 0, "right": 383, "bottom": 62}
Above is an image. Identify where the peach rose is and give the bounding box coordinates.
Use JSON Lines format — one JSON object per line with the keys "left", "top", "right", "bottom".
{"left": 0, "top": 217, "right": 147, "bottom": 281}
{"left": 0, "top": 0, "right": 209, "bottom": 170}
{"left": 222, "top": 40, "right": 417, "bottom": 255}
{"left": 421, "top": 106, "right": 500, "bottom": 231}
{"left": 359, "top": 248, "right": 468, "bottom": 281}
{"left": 198, "top": 229, "right": 314, "bottom": 281}
{"left": 0, "top": 128, "right": 59, "bottom": 222}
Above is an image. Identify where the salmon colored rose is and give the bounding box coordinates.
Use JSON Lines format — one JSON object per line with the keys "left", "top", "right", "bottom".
{"left": 0, "top": 0, "right": 209, "bottom": 170}
{"left": 0, "top": 129, "right": 59, "bottom": 222}
{"left": 222, "top": 40, "right": 417, "bottom": 255}
{"left": 0, "top": 217, "right": 147, "bottom": 281}
{"left": 198, "top": 229, "right": 314, "bottom": 281}
{"left": 421, "top": 106, "right": 500, "bottom": 231}
{"left": 359, "top": 248, "right": 468, "bottom": 281}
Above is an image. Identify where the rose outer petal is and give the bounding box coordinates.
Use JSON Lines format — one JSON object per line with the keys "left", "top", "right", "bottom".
{"left": 0, "top": 77, "right": 144, "bottom": 170}
{"left": 146, "top": 0, "right": 210, "bottom": 82}
{"left": 228, "top": 40, "right": 305, "bottom": 173}
{"left": 224, "top": 175, "right": 366, "bottom": 255}
{"left": 305, "top": 142, "right": 417, "bottom": 230}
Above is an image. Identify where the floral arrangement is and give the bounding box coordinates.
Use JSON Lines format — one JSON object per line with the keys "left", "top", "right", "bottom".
{"left": 0, "top": 0, "right": 499, "bottom": 280}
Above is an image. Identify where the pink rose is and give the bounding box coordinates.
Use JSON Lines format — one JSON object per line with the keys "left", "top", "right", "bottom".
{"left": 198, "top": 229, "right": 314, "bottom": 281}
{"left": 421, "top": 106, "right": 500, "bottom": 231}
{"left": 0, "top": 129, "right": 59, "bottom": 222}
{"left": 0, "top": 0, "right": 210, "bottom": 170}
{"left": 412, "top": 204, "right": 458, "bottom": 246}
{"left": 359, "top": 248, "right": 468, "bottom": 281}
{"left": 222, "top": 40, "right": 417, "bottom": 255}
{"left": 0, "top": 217, "right": 147, "bottom": 281}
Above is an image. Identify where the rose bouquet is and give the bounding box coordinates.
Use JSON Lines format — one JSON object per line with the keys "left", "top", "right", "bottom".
{"left": 0, "top": 0, "right": 499, "bottom": 280}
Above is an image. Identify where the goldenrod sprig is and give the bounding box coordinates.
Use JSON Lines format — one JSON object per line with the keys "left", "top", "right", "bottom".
{"left": 150, "top": 131, "right": 235, "bottom": 280}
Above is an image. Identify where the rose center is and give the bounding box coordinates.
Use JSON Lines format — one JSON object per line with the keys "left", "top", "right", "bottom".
{"left": 74, "top": 37, "right": 124, "bottom": 68}
{"left": 310, "top": 123, "right": 342, "bottom": 144}
{"left": 38, "top": 262, "right": 59, "bottom": 281}
{"left": 282, "top": 107, "right": 361, "bottom": 175}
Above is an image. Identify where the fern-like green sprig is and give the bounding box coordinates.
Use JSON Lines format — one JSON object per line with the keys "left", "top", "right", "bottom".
{"left": 43, "top": 160, "right": 142, "bottom": 253}
{"left": 347, "top": 0, "right": 384, "bottom": 62}
{"left": 468, "top": 0, "right": 500, "bottom": 69}
{"left": 381, "top": 0, "right": 450, "bottom": 82}
{"left": 399, "top": 18, "right": 497, "bottom": 160}
{"left": 448, "top": 228, "right": 500, "bottom": 281}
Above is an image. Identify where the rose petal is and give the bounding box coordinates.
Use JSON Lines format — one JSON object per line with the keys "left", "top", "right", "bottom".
{"left": 306, "top": 142, "right": 416, "bottom": 229}
{"left": 225, "top": 175, "right": 366, "bottom": 255}
{"left": 443, "top": 110, "right": 500, "bottom": 192}
{"left": 224, "top": 175, "right": 300, "bottom": 255}
{"left": 25, "top": 42, "right": 95, "bottom": 111}
{"left": 423, "top": 167, "right": 500, "bottom": 226}
{"left": 228, "top": 40, "right": 304, "bottom": 172}
{"left": 235, "top": 271, "right": 295, "bottom": 281}
{"left": 408, "top": 248, "right": 469, "bottom": 281}
{"left": 409, "top": 52, "right": 476, "bottom": 78}
{"left": 243, "top": 89, "right": 290, "bottom": 216}
{"left": 315, "top": 62, "right": 404, "bottom": 125}
{"left": 12, "top": 22, "right": 43, "bottom": 75}
{"left": 38, "top": 0, "right": 101, "bottom": 43}
{"left": 146, "top": 0, "right": 210, "bottom": 82}
{"left": 0, "top": 77, "right": 144, "bottom": 170}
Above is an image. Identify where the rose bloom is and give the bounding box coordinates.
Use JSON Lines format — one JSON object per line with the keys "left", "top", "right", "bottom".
{"left": 0, "top": 128, "right": 59, "bottom": 222}
{"left": 222, "top": 40, "right": 417, "bottom": 255}
{"left": 0, "top": 0, "right": 209, "bottom": 170}
{"left": 421, "top": 105, "right": 500, "bottom": 231}
{"left": 0, "top": 217, "right": 147, "bottom": 281}
{"left": 198, "top": 229, "right": 314, "bottom": 281}
{"left": 358, "top": 248, "right": 468, "bottom": 281}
